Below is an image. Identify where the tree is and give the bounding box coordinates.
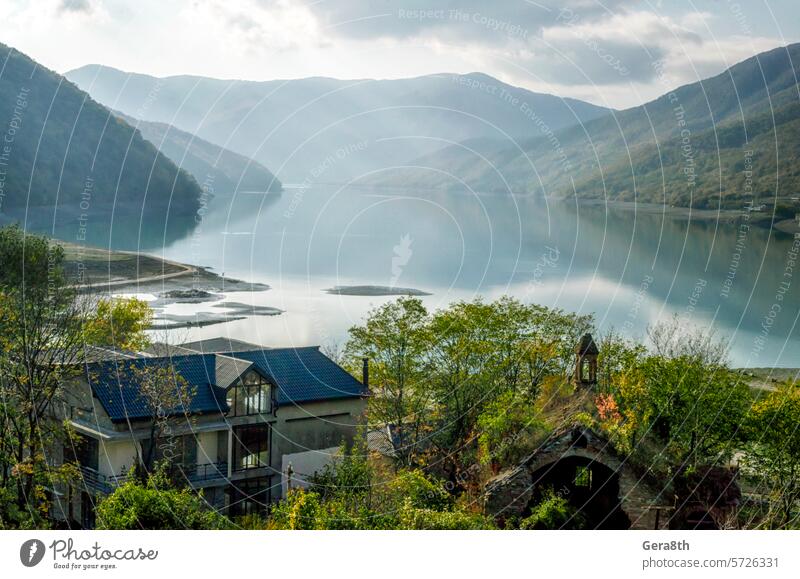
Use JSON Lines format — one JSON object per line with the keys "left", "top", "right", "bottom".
{"left": 477, "top": 390, "right": 543, "bottom": 469}
{"left": 601, "top": 322, "right": 752, "bottom": 465}
{"left": 344, "top": 297, "right": 432, "bottom": 466}
{"left": 82, "top": 298, "right": 153, "bottom": 352}
{"left": 346, "top": 296, "right": 593, "bottom": 479}
{"left": 744, "top": 382, "right": 800, "bottom": 528}
{"left": 425, "top": 298, "right": 592, "bottom": 481}
{"left": 267, "top": 447, "right": 491, "bottom": 530}
{"left": 0, "top": 226, "right": 151, "bottom": 520}
{"left": 127, "top": 363, "right": 195, "bottom": 474}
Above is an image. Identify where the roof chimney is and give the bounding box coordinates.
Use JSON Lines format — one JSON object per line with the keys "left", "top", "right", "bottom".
{"left": 362, "top": 357, "right": 369, "bottom": 390}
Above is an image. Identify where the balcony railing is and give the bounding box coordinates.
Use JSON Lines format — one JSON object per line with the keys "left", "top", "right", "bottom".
{"left": 77, "top": 466, "right": 133, "bottom": 494}
{"left": 184, "top": 461, "right": 228, "bottom": 483}
{"left": 77, "top": 462, "right": 227, "bottom": 494}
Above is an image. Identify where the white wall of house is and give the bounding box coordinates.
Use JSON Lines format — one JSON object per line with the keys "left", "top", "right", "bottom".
{"left": 196, "top": 431, "right": 220, "bottom": 465}
{"left": 280, "top": 446, "right": 341, "bottom": 496}
{"left": 98, "top": 439, "right": 138, "bottom": 477}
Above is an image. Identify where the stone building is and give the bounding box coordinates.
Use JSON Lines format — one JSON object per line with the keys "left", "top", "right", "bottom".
{"left": 484, "top": 425, "right": 672, "bottom": 529}
{"left": 484, "top": 333, "right": 741, "bottom": 530}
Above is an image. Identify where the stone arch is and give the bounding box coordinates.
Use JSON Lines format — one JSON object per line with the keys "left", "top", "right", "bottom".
{"left": 526, "top": 453, "right": 631, "bottom": 529}
{"left": 484, "top": 427, "right": 672, "bottom": 529}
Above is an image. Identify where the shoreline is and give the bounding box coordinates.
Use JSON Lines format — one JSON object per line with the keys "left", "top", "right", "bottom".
{"left": 61, "top": 241, "right": 269, "bottom": 294}
{"left": 574, "top": 199, "right": 800, "bottom": 235}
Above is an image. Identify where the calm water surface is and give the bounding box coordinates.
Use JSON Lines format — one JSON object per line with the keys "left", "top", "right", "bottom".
{"left": 130, "top": 187, "right": 797, "bottom": 368}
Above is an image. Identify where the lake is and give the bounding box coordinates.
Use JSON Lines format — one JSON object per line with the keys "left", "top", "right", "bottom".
{"left": 111, "top": 186, "right": 798, "bottom": 368}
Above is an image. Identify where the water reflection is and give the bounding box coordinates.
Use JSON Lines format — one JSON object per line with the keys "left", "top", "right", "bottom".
{"left": 147, "top": 187, "right": 796, "bottom": 367}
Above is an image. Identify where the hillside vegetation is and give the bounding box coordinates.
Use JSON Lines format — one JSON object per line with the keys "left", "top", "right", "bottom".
{"left": 0, "top": 43, "right": 202, "bottom": 221}
{"left": 368, "top": 43, "right": 800, "bottom": 211}
{"left": 65, "top": 67, "right": 611, "bottom": 183}
{"left": 115, "top": 112, "right": 282, "bottom": 194}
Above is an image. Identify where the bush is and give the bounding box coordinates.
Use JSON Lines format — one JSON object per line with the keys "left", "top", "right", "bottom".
{"left": 267, "top": 489, "right": 324, "bottom": 530}
{"left": 519, "top": 489, "right": 586, "bottom": 530}
{"left": 95, "top": 470, "right": 230, "bottom": 530}
{"left": 267, "top": 472, "right": 493, "bottom": 530}
{"left": 398, "top": 499, "right": 496, "bottom": 530}
{"left": 381, "top": 469, "right": 452, "bottom": 511}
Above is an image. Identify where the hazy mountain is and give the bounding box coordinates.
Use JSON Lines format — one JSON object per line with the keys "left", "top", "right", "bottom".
{"left": 114, "top": 112, "right": 282, "bottom": 194}
{"left": 367, "top": 43, "right": 800, "bottom": 212}
{"left": 64, "top": 67, "right": 611, "bottom": 183}
{"left": 0, "top": 42, "right": 203, "bottom": 245}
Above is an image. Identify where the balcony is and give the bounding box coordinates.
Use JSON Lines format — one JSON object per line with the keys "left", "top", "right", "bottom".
{"left": 77, "top": 462, "right": 228, "bottom": 494}
{"left": 77, "top": 466, "right": 133, "bottom": 494}
{"left": 183, "top": 461, "right": 228, "bottom": 484}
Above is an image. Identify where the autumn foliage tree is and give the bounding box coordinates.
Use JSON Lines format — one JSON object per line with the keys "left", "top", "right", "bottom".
{"left": 0, "top": 225, "right": 151, "bottom": 525}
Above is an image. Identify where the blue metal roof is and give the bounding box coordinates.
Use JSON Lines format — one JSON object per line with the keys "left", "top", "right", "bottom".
{"left": 218, "top": 347, "right": 367, "bottom": 405}
{"left": 85, "top": 354, "right": 228, "bottom": 423}
{"left": 85, "top": 347, "right": 365, "bottom": 422}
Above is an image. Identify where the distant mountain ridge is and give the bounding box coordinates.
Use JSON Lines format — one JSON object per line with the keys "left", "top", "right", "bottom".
{"left": 114, "top": 111, "right": 282, "bottom": 194}
{"left": 64, "top": 66, "right": 612, "bottom": 183}
{"left": 365, "top": 43, "right": 800, "bottom": 211}
{"left": 0, "top": 42, "right": 203, "bottom": 244}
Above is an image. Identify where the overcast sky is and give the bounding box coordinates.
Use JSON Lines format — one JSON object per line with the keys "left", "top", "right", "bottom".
{"left": 1, "top": 0, "right": 798, "bottom": 108}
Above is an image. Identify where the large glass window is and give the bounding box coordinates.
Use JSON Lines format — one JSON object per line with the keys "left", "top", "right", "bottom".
{"left": 65, "top": 435, "right": 99, "bottom": 470}
{"left": 232, "top": 425, "right": 269, "bottom": 471}
{"left": 141, "top": 435, "right": 197, "bottom": 468}
{"left": 226, "top": 372, "right": 271, "bottom": 416}
{"left": 228, "top": 478, "right": 269, "bottom": 517}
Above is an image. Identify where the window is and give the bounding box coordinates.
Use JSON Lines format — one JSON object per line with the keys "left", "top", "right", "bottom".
{"left": 232, "top": 425, "right": 269, "bottom": 471}
{"left": 141, "top": 435, "right": 197, "bottom": 468}
{"left": 574, "top": 465, "right": 592, "bottom": 488}
{"left": 226, "top": 372, "right": 271, "bottom": 416}
{"left": 65, "top": 435, "right": 99, "bottom": 471}
{"left": 228, "top": 478, "right": 269, "bottom": 517}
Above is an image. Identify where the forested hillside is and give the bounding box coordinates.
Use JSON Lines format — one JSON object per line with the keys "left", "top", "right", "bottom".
{"left": 0, "top": 43, "right": 202, "bottom": 222}
{"left": 115, "top": 112, "right": 282, "bottom": 194}
{"left": 368, "top": 43, "right": 800, "bottom": 211}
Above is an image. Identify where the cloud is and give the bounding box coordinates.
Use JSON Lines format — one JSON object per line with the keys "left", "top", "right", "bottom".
{"left": 58, "top": 0, "right": 93, "bottom": 14}
{"left": 275, "top": 1, "right": 701, "bottom": 88}
{"left": 307, "top": 0, "right": 634, "bottom": 43}
{"left": 189, "top": 0, "right": 320, "bottom": 53}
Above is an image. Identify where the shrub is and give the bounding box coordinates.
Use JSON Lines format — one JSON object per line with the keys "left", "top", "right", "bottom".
{"left": 398, "top": 499, "right": 496, "bottom": 530}
{"left": 519, "top": 489, "right": 586, "bottom": 530}
{"left": 267, "top": 489, "right": 324, "bottom": 530}
{"left": 381, "top": 469, "right": 452, "bottom": 511}
{"left": 95, "top": 470, "right": 230, "bottom": 530}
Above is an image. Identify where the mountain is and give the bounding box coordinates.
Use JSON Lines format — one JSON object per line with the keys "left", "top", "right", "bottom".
{"left": 114, "top": 112, "right": 282, "bottom": 194}
{"left": 64, "top": 67, "right": 611, "bottom": 183}
{"left": 365, "top": 43, "right": 800, "bottom": 212}
{"left": 0, "top": 43, "right": 203, "bottom": 246}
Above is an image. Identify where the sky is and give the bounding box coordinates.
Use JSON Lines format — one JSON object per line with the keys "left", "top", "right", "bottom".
{"left": 1, "top": 0, "right": 798, "bottom": 109}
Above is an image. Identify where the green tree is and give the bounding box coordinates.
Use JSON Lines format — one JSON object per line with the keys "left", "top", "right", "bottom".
{"left": 344, "top": 297, "right": 432, "bottom": 466}
{"left": 425, "top": 298, "right": 591, "bottom": 480}
{"left": 0, "top": 226, "right": 151, "bottom": 521}
{"left": 602, "top": 323, "right": 752, "bottom": 465}
{"left": 477, "top": 390, "right": 543, "bottom": 469}
{"left": 744, "top": 382, "right": 800, "bottom": 528}
{"left": 83, "top": 298, "right": 153, "bottom": 351}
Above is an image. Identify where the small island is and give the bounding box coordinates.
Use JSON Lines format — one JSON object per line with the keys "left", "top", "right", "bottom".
{"left": 324, "top": 285, "right": 432, "bottom": 296}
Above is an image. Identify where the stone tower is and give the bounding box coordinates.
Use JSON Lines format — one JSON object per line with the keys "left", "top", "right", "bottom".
{"left": 574, "top": 333, "right": 598, "bottom": 386}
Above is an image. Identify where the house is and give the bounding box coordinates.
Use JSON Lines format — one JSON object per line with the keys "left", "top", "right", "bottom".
{"left": 53, "top": 339, "right": 368, "bottom": 527}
